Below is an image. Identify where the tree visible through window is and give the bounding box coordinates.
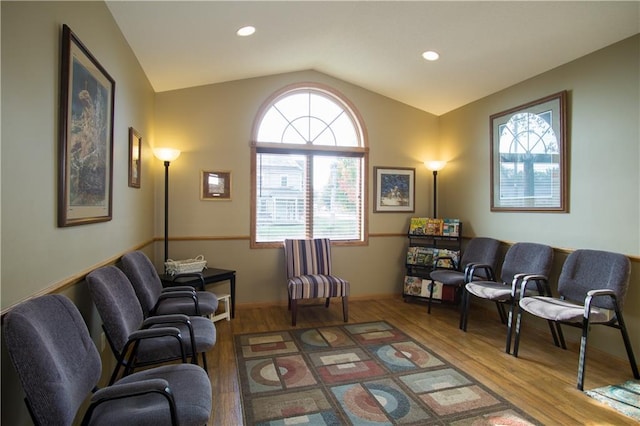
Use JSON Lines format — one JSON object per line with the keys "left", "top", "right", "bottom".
{"left": 251, "top": 84, "right": 368, "bottom": 247}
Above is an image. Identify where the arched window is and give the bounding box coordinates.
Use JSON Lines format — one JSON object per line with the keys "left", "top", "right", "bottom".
{"left": 251, "top": 83, "right": 368, "bottom": 247}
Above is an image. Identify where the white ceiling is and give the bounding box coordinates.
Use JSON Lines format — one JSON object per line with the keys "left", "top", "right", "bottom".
{"left": 106, "top": 1, "right": 639, "bottom": 116}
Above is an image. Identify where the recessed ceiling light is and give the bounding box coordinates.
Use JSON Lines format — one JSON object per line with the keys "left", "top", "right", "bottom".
{"left": 237, "top": 26, "right": 256, "bottom": 37}
{"left": 422, "top": 51, "right": 440, "bottom": 61}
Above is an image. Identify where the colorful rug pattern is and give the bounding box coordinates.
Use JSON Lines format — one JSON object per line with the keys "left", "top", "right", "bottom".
{"left": 585, "top": 380, "right": 640, "bottom": 421}
{"left": 235, "top": 321, "right": 539, "bottom": 425}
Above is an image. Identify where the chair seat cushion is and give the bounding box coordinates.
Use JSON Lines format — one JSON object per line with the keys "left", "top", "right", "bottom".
{"left": 91, "top": 364, "right": 212, "bottom": 426}
{"left": 429, "top": 269, "right": 465, "bottom": 286}
{"left": 519, "top": 296, "right": 611, "bottom": 323}
{"left": 155, "top": 291, "right": 218, "bottom": 316}
{"left": 466, "top": 281, "right": 541, "bottom": 302}
{"left": 288, "top": 274, "right": 349, "bottom": 300}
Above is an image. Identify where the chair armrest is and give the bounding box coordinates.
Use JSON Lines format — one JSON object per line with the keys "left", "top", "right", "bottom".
{"left": 514, "top": 274, "right": 550, "bottom": 299}
{"left": 155, "top": 291, "right": 201, "bottom": 316}
{"left": 85, "top": 379, "right": 178, "bottom": 426}
{"left": 172, "top": 272, "right": 205, "bottom": 291}
{"left": 465, "top": 263, "right": 496, "bottom": 282}
{"left": 142, "top": 314, "right": 190, "bottom": 328}
{"left": 122, "top": 327, "right": 188, "bottom": 366}
{"left": 584, "top": 289, "right": 619, "bottom": 320}
{"left": 140, "top": 315, "right": 196, "bottom": 362}
{"left": 162, "top": 286, "right": 196, "bottom": 293}
{"left": 433, "top": 255, "right": 458, "bottom": 270}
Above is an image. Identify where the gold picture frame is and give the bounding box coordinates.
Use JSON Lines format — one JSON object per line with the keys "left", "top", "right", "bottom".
{"left": 128, "top": 127, "right": 141, "bottom": 188}
{"left": 201, "top": 170, "right": 231, "bottom": 200}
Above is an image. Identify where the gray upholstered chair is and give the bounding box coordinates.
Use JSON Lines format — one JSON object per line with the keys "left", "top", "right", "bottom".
{"left": 86, "top": 266, "right": 216, "bottom": 384}
{"left": 513, "top": 249, "right": 639, "bottom": 390}
{"left": 284, "top": 238, "right": 349, "bottom": 326}
{"left": 120, "top": 250, "right": 218, "bottom": 317}
{"left": 461, "top": 242, "right": 556, "bottom": 353}
{"left": 428, "top": 237, "right": 501, "bottom": 314}
{"left": 3, "top": 294, "right": 212, "bottom": 426}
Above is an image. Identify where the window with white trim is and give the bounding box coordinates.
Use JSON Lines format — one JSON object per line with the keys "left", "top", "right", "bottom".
{"left": 251, "top": 84, "right": 368, "bottom": 247}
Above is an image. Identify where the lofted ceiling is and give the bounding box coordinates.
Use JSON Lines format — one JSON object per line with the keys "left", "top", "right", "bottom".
{"left": 106, "top": 1, "right": 639, "bottom": 116}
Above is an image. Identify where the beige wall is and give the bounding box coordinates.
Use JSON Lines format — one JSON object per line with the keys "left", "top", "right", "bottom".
{"left": 438, "top": 35, "right": 640, "bottom": 360}
{"left": 1, "top": 2, "right": 156, "bottom": 424}
{"left": 153, "top": 71, "right": 439, "bottom": 303}
{"left": 1, "top": 1, "right": 638, "bottom": 424}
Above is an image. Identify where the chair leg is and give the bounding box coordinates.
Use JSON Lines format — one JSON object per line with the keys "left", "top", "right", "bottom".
{"left": 342, "top": 296, "right": 349, "bottom": 322}
{"left": 427, "top": 280, "right": 435, "bottom": 314}
{"left": 460, "top": 288, "right": 471, "bottom": 331}
{"left": 201, "top": 352, "right": 208, "bottom": 372}
{"left": 496, "top": 302, "right": 507, "bottom": 324}
{"left": 577, "top": 318, "right": 590, "bottom": 391}
{"left": 505, "top": 299, "right": 516, "bottom": 354}
{"left": 291, "top": 299, "right": 298, "bottom": 326}
{"left": 325, "top": 297, "right": 330, "bottom": 308}
{"left": 616, "top": 310, "right": 640, "bottom": 380}
{"left": 513, "top": 308, "right": 524, "bottom": 357}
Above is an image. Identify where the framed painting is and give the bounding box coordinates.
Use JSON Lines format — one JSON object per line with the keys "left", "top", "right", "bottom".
{"left": 373, "top": 166, "right": 415, "bottom": 212}
{"left": 58, "top": 24, "right": 115, "bottom": 226}
{"left": 490, "top": 91, "right": 568, "bottom": 212}
{"left": 128, "top": 127, "right": 141, "bottom": 188}
{"left": 201, "top": 170, "right": 232, "bottom": 200}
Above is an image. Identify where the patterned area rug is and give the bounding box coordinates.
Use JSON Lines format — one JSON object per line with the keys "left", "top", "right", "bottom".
{"left": 234, "top": 321, "right": 539, "bottom": 425}
{"left": 585, "top": 380, "right": 640, "bottom": 421}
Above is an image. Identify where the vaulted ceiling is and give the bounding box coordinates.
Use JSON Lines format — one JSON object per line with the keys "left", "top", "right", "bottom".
{"left": 106, "top": 1, "right": 639, "bottom": 115}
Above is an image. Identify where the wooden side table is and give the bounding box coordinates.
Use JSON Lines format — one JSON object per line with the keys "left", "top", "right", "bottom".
{"left": 159, "top": 268, "right": 236, "bottom": 318}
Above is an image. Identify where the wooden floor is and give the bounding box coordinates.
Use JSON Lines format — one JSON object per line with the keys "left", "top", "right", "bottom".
{"left": 206, "top": 297, "right": 638, "bottom": 425}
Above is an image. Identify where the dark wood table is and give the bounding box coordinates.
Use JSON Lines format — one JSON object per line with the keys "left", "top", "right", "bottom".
{"left": 159, "top": 268, "right": 236, "bottom": 318}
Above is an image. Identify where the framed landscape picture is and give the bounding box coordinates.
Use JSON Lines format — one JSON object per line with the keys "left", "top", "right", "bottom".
{"left": 58, "top": 24, "right": 115, "bottom": 226}
{"left": 128, "top": 127, "right": 141, "bottom": 188}
{"left": 373, "top": 166, "right": 415, "bottom": 212}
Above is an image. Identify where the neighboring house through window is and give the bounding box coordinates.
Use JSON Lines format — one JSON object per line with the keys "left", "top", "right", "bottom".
{"left": 251, "top": 83, "right": 368, "bottom": 247}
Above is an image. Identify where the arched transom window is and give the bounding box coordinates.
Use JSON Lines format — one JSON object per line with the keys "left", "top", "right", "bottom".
{"left": 251, "top": 84, "right": 368, "bottom": 247}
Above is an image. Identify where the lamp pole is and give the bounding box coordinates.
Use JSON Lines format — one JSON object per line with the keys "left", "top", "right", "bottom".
{"left": 432, "top": 170, "right": 438, "bottom": 218}
{"left": 163, "top": 160, "right": 170, "bottom": 266}
{"left": 153, "top": 148, "right": 181, "bottom": 272}
{"left": 424, "top": 161, "right": 446, "bottom": 218}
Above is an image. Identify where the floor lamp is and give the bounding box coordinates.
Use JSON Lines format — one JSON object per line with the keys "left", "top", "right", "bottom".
{"left": 153, "top": 148, "right": 181, "bottom": 270}
{"left": 424, "top": 161, "right": 447, "bottom": 218}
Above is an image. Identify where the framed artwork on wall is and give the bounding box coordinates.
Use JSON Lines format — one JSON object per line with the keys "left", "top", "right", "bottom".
{"left": 490, "top": 91, "right": 568, "bottom": 212}
{"left": 128, "top": 127, "right": 141, "bottom": 188}
{"left": 58, "top": 24, "right": 115, "bottom": 226}
{"left": 373, "top": 166, "right": 415, "bottom": 212}
{"left": 201, "top": 170, "right": 232, "bottom": 200}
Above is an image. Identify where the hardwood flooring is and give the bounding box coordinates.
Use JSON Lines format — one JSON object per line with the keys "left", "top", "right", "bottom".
{"left": 206, "top": 297, "right": 638, "bottom": 425}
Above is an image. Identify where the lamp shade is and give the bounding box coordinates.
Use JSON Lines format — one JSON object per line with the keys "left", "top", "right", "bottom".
{"left": 424, "top": 160, "right": 447, "bottom": 172}
{"left": 153, "top": 148, "right": 181, "bottom": 162}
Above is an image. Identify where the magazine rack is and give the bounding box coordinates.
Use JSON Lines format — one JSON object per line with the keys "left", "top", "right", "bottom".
{"left": 403, "top": 218, "right": 462, "bottom": 304}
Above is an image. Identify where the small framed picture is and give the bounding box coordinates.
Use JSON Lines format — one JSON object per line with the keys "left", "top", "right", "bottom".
{"left": 128, "top": 127, "right": 141, "bottom": 188}
{"left": 373, "top": 166, "right": 415, "bottom": 212}
{"left": 201, "top": 170, "right": 231, "bottom": 200}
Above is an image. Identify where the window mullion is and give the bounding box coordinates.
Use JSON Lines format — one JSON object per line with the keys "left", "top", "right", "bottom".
{"left": 306, "top": 154, "right": 313, "bottom": 238}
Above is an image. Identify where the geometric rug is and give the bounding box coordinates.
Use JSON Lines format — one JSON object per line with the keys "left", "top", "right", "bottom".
{"left": 234, "top": 321, "right": 540, "bottom": 425}
{"left": 585, "top": 380, "right": 640, "bottom": 421}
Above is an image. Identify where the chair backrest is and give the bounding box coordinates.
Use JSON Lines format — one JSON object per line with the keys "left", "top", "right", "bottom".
{"left": 284, "top": 238, "right": 332, "bottom": 278}
{"left": 558, "top": 249, "right": 631, "bottom": 310}
{"left": 500, "top": 242, "right": 554, "bottom": 284}
{"left": 121, "top": 251, "right": 164, "bottom": 317}
{"left": 3, "top": 294, "right": 102, "bottom": 425}
{"left": 86, "top": 266, "right": 145, "bottom": 354}
{"left": 460, "top": 237, "right": 501, "bottom": 275}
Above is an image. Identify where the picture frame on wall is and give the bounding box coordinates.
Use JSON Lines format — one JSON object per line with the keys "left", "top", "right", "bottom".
{"left": 373, "top": 166, "right": 415, "bottom": 212}
{"left": 58, "top": 24, "right": 115, "bottom": 226}
{"left": 490, "top": 91, "right": 568, "bottom": 212}
{"left": 201, "top": 170, "right": 232, "bottom": 200}
{"left": 128, "top": 127, "right": 141, "bottom": 188}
